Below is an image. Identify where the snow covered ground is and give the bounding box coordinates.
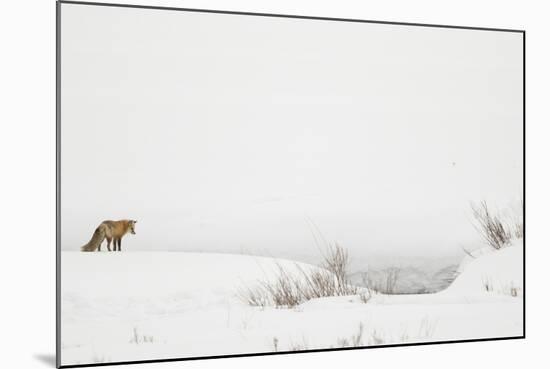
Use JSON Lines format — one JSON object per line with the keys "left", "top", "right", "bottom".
{"left": 60, "top": 244, "right": 523, "bottom": 366}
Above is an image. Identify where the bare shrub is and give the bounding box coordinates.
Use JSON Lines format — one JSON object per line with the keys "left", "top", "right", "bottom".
{"left": 471, "top": 200, "right": 523, "bottom": 250}
{"left": 369, "top": 329, "right": 385, "bottom": 345}
{"left": 237, "top": 285, "right": 269, "bottom": 308}
{"left": 471, "top": 201, "right": 511, "bottom": 249}
{"left": 92, "top": 354, "right": 106, "bottom": 364}
{"left": 288, "top": 336, "right": 309, "bottom": 351}
{"left": 384, "top": 268, "right": 400, "bottom": 294}
{"left": 130, "top": 327, "right": 139, "bottom": 344}
{"left": 336, "top": 337, "right": 349, "bottom": 348}
{"left": 320, "top": 243, "right": 351, "bottom": 293}
{"left": 417, "top": 317, "right": 437, "bottom": 339}
{"left": 397, "top": 317, "right": 437, "bottom": 343}
{"left": 513, "top": 223, "right": 524, "bottom": 239}
{"left": 334, "top": 319, "right": 437, "bottom": 348}
{"left": 299, "top": 243, "right": 359, "bottom": 299}
{"left": 367, "top": 267, "right": 401, "bottom": 295}
{"left": 265, "top": 263, "right": 303, "bottom": 308}
{"left": 336, "top": 322, "right": 365, "bottom": 348}
{"left": 272, "top": 337, "right": 279, "bottom": 352}
{"left": 512, "top": 199, "right": 524, "bottom": 239}
{"left": 482, "top": 277, "right": 493, "bottom": 292}
{"left": 351, "top": 322, "right": 365, "bottom": 346}
{"left": 240, "top": 243, "right": 360, "bottom": 308}
{"left": 129, "top": 327, "right": 154, "bottom": 344}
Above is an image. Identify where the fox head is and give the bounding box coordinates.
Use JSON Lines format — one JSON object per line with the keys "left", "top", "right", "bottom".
{"left": 128, "top": 220, "right": 137, "bottom": 234}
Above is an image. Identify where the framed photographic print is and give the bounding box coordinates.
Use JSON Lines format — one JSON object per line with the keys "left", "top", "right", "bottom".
{"left": 56, "top": 1, "right": 525, "bottom": 367}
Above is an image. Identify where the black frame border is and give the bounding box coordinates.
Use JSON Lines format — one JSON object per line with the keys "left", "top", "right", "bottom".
{"left": 56, "top": 1, "right": 526, "bottom": 367}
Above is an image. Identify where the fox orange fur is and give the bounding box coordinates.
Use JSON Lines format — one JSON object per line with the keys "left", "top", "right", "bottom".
{"left": 81, "top": 220, "right": 137, "bottom": 252}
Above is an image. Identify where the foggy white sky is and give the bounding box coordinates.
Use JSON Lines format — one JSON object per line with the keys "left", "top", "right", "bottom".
{"left": 60, "top": 4, "right": 523, "bottom": 264}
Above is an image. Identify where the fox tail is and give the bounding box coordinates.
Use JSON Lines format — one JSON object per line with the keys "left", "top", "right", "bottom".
{"left": 81, "top": 224, "right": 107, "bottom": 252}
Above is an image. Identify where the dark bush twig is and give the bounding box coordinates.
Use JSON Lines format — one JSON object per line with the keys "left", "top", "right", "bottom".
{"left": 471, "top": 201, "right": 512, "bottom": 250}
{"left": 239, "top": 243, "right": 364, "bottom": 308}
{"left": 367, "top": 267, "right": 401, "bottom": 295}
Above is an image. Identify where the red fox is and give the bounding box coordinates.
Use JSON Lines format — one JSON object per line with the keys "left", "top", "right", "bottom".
{"left": 80, "top": 220, "right": 137, "bottom": 252}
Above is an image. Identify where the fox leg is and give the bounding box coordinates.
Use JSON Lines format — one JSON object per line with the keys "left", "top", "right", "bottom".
{"left": 106, "top": 237, "right": 112, "bottom": 252}
{"left": 117, "top": 238, "right": 122, "bottom": 251}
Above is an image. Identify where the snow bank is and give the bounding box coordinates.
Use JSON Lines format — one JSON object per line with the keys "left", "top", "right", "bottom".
{"left": 444, "top": 242, "right": 523, "bottom": 297}
{"left": 60, "top": 250, "right": 523, "bottom": 366}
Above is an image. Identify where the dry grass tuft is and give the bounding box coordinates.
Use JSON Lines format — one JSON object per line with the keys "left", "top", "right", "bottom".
{"left": 239, "top": 243, "right": 363, "bottom": 308}
{"left": 471, "top": 200, "right": 523, "bottom": 250}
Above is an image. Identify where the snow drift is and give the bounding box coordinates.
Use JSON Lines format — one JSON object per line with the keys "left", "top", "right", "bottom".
{"left": 447, "top": 241, "right": 523, "bottom": 297}
{"left": 60, "top": 246, "right": 523, "bottom": 366}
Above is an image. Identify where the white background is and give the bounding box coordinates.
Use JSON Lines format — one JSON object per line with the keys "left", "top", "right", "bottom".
{"left": 0, "top": 1, "right": 547, "bottom": 368}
